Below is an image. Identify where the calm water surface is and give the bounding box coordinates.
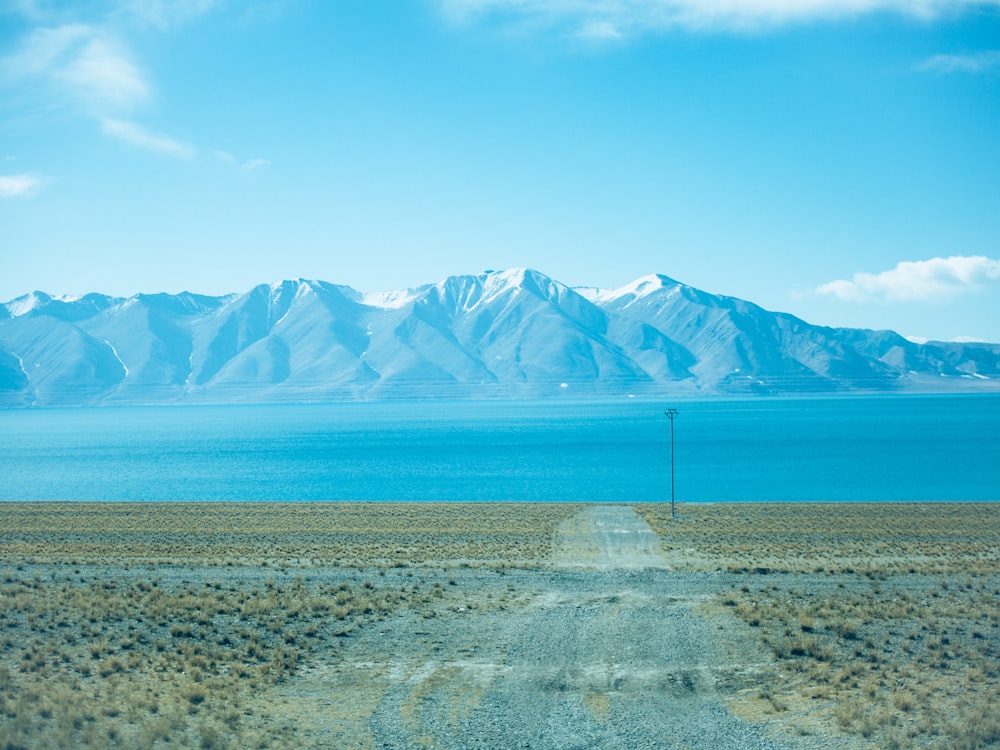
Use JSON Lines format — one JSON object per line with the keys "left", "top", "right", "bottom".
{"left": 1, "top": 395, "right": 997, "bottom": 501}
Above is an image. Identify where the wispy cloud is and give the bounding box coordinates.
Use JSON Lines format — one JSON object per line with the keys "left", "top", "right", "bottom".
{"left": 578, "top": 19, "right": 626, "bottom": 41}
{"left": 58, "top": 35, "right": 149, "bottom": 108}
{"left": 0, "top": 173, "right": 46, "bottom": 198}
{"left": 916, "top": 50, "right": 1000, "bottom": 74}
{"left": 117, "top": 0, "right": 225, "bottom": 30}
{"left": 437, "top": 0, "right": 1000, "bottom": 37}
{"left": 0, "top": 4, "right": 229, "bottom": 163}
{"left": 101, "top": 118, "right": 195, "bottom": 158}
{"left": 0, "top": 24, "right": 148, "bottom": 111}
{"left": 0, "top": 23, "right": 90, "bottom": 77}
{"left": 212, "top": 150, "right": 271, "bottom": 171}
{"left": 211, "top": 149, "right": 237, "bottom": 165}
{"left": 817, "top": 256, "right": 1000, "bottom": 303}
{"left": 3, "top": 0, "right": 226, "bottom": 27}
{"left": 0, "top": 0, "right": 63, "bottom": 23}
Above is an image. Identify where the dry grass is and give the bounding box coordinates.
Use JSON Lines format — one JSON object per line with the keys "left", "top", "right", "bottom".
{"left": 636, "top": 502, "right": 1000, "bottom": 575}
{"left": 719, "top": 576, "right": 1000, "bottom": 749}
{"left": 2, "top": 502, "right": 581, "bottom": 569}
{"left": 0, "top": 570, "right": 418, "bottom": 748}
{"left": 639, "top": 502, "right": 1000, "bottom": 748}
{"left": 0, "top": 502, "right": 578, "bottom": 749}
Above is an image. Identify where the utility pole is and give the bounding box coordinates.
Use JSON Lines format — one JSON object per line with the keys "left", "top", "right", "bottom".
{"left": 665, "top": 408, "right": 679, "bottom": 519}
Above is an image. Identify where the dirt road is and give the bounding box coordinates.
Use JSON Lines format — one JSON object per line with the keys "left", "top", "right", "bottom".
{"left": 258, "top": 506, "right": 814, "bottom": 749}
{"left": 553, "top": 504, "right": 672, "bottom": 570}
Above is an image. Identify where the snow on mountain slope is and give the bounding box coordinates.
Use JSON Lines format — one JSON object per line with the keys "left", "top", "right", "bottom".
{"left": 4, "top": 291, "right": 123, "bottom": 322}
{"left": 0, "top": 315, "right": 126, "bottom": 404}
{"left": 185, "top": 279, "right": 379, "bottom": 400}
{"left": 578, "top": 273, "right": 679, "bottom": 307}
{"left": 0, "top": 348, "right": 30, "bottom": 406}
{"left": 80, "top": 294, "right": 215, "bottom": 401}
{"left": 1, "top": 268, "right": 997, "bottom": 406}
{"left": 594, "top": 278, "right": 901, "bottom": 392}
{"left": 375, "top": 269, "right": 648, "bottom": 394}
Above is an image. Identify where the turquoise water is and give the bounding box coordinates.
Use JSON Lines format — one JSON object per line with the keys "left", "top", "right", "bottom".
{"left": 1, "top": 395, "right": 997, "bottom": 502}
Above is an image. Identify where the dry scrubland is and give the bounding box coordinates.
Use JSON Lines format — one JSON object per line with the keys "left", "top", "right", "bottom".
{"left": 3, "top": 502, "right": 579, "bottom": 569}
{"left": 638, "top": 503, "right": 1000, "bottom": 749}
{"left": 0, "top": 503, "right": 577, "bottom": 749}
{"left": 635, "top": 502, "right": 1000, "bottom": 576}
{"left": 1, "top": 502, "right": 998, "bottom": 749}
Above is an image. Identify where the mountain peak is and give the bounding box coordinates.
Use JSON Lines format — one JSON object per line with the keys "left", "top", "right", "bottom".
{"left": 267, "top": 277, "right": 317, "bottom": 295}
{"left": 578, "top": 274, "right": 679, "bottom": 306}
{"left": 4, "top": 291, "right": 122, "bottom": 321}
{"left": 361, "top": 268, "right": 543, "bottom": 312}
{"left": 481, "top": 267, "right": 527, "bottom": 300}
{"left": 488, "top": 267, "right": 529, "bottom": 284}
{"left": 362, "top": 287, "right": 421, "bottom": 309}
{"left": 6, "top": 291, "right": 57, "bottom": 317}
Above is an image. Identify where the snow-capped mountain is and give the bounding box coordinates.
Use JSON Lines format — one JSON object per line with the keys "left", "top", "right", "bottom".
{"left": 1, "top": 269, "right": 997, "bottom": 406}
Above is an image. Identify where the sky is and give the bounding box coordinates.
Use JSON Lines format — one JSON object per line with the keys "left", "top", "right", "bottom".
{"left": 1, "top": 0, "right": 999, "bottom": 343}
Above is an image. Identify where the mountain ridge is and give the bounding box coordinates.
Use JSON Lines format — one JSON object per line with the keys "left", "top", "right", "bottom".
{"left": 2, "top": 269, "right": 998, "bottom": 407}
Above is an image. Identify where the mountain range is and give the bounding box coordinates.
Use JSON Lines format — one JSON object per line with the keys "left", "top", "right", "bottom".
{"left": 2, "top": 268, "right": 998, "bottom": 407}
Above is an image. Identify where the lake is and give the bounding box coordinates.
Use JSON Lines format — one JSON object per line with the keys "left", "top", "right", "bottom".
{"left": 1, "top": 395, "right": 997, "bottom": 502}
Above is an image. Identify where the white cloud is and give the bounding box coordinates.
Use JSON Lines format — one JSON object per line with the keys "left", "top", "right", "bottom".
{"left": 916, "top": 50, "right": 1000, "bottom": 74}
{"left": 101, "top": 118, "right": 196, "bottom": 158}
{"left": 57, "top": 36, "right": 148, "bottom": 108}
{"left": 578, "top": 19, "right": 626, "bottom": 40}
{"left": 2, "top": 20, "right": 204, "bottom": 161}
{"left": 817, "top": 256, "right": 1000, "bottom": 303}
{"left": 0, "top": 23, "right": 89, "bottom": 77}
{"left": 436, "top": 0, "right": 1000, "bottom": 36}
{"left": 1, "top": 24, "right": 148, "bottom": 110}
{"left": 2, "top": 7, "right": 254, "bottom": 167}
{"left": 0, "top": 173, "right": 45, "bottom": 198}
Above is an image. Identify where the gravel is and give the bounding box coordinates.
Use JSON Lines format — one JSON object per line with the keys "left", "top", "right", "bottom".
{"left": 257, "top": 506, "right": 850, "bottom": 749}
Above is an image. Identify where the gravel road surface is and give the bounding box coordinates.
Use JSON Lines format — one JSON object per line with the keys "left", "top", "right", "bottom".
{"left": 254, "top": 506, "right": 844, "bottom": 749}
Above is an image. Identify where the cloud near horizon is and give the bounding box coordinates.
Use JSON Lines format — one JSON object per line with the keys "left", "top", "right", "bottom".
{"left": 437, "top": 0, "right": 1000, "bottom": 36}
{"left": 817, "top": 256, "right": 1000, "bottom": 303}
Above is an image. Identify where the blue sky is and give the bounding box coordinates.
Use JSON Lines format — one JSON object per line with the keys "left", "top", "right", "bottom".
{"left": 1, "top": 0, "right": 999, "bottom": 342}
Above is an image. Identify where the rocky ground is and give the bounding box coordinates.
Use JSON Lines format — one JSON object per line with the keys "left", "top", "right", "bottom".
{"left": 240, "top": 506, "right": 859, "bottom": 749}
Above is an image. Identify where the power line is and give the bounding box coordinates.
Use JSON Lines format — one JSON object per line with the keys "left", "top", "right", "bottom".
{"left": 665, "top": 408, "right": 678, "bottom": 520}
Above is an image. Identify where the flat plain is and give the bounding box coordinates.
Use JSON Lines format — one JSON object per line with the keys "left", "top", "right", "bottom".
{"left": 1, "top": 502, "right": 998, "bottom": 749}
